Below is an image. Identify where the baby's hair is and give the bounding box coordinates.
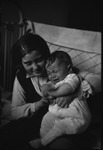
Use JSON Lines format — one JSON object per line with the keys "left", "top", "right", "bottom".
{"left": 46, "top": 50, "right": 73, "bottom": 68}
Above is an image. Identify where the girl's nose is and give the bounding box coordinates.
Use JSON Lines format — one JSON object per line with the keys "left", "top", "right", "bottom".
{"left": 32, "top": 62, "right": 38, "bottom": 70}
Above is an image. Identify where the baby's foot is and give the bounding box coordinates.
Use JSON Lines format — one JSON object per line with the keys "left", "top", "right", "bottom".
{"left": 29, "top": 138, "right": 42, "bottom": 149}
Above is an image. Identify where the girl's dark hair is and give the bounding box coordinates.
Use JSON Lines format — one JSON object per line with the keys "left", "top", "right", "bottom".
{"left": 46, "top": 50, "right": 73, "bottom": 68}
{"left": 12, "top": 33, "right": 50, "bottom": 67}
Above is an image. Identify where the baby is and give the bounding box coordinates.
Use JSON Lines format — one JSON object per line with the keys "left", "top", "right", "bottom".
{"left": 30, "top": 50, "right": 92, "bottom": 148}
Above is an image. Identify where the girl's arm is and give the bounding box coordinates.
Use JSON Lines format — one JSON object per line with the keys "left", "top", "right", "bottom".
{"left": 11, "top": 77, "right": 48, "bottom": 120}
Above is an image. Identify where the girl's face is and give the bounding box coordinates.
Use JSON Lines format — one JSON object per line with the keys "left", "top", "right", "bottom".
{"left": 22, "top": 50, "right": 46, "bottom": 77}
{"left": 46, "top": 58, "right": 69, "bottom": 84}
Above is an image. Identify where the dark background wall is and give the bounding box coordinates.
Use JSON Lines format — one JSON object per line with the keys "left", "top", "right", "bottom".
{"left": 1, "top": 0, "right": 101, "bottom": 32}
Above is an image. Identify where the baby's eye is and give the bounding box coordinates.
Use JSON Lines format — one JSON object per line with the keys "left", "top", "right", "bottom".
{"left": 54, "top": 70, "right": 58, "bottom": 73}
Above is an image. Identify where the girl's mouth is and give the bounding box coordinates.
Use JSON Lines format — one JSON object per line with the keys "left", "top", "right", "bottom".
{"left": 31, "top": 68, "right": 45, "bottom": 76}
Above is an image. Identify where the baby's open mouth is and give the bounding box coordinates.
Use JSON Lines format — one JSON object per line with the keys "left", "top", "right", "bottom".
{"left": 52, "top": 79, "right": 59, "bottom": 84}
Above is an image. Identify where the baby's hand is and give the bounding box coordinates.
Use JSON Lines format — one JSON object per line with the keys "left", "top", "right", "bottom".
{"left": 56, "top": 96, "right": 73, "bottom": 108}
{"left": 41, "top": 82, "right": 55, "bottom": 93}
{"left": 44, "top": 92, "right": 54, "bottom": 101}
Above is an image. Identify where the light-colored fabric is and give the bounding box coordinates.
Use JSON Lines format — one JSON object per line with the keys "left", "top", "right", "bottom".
{"left": 31, "top": 76, "right": 47, "bottom": 97}
{"left": 40, "top": 110, "right": 90, "bottom": 146}
{"left": 40, "top": 73, "right": 92, "bottom": 146}
{"left": 27, "top": 73, "right": 47, "bottom": 96}
{"left": 55, "top": 73, "right": 79, "bottom": 92}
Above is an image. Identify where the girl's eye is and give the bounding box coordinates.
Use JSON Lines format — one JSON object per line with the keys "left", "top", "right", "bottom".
{"left": 36, "top": 57, "right": 43, "bottom": 62}
{"left": 47, "top": 72, "right": 50, "bottom": 75}
{"left": 23, "top": 61, "right": 32, "bottom": 66}
{"left": 27, "top": 62, "right": 32, "bottom": 66}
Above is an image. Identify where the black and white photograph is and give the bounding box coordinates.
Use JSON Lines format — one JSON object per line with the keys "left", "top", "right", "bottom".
{"left": 0, "top": 1, "right": 101, "bottom": 150}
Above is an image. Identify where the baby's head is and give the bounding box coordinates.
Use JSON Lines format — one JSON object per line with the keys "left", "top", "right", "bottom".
{"left": 46, "top": 51, "right": 73, "bottom": 84}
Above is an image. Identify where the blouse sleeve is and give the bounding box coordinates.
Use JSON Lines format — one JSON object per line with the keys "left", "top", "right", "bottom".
{"left": 11, "top": 77, "right": 36, "bottom": 120}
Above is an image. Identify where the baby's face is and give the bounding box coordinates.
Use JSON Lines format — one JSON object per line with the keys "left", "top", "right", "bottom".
{"left": 46, "top": 58, "right": 68, "bottom": 84}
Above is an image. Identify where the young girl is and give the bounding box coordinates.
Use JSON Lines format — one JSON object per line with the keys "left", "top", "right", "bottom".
{"left": 1, "top": 34, "right": 70, "bottom": 150}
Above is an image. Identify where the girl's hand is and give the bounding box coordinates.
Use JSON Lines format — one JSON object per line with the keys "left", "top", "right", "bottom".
{"left": 35, "top": 98, "right": 49, "bottom": 110}
{"left": 56, "top": 95, "right": 76, "bottom": 108}
{"left": 45, "top": 93, "right": 54, "bottom": 100}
